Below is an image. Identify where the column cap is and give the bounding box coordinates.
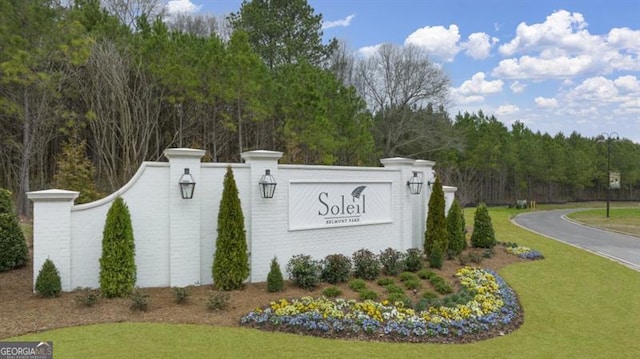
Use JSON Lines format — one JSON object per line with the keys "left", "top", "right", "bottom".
{"left": 241, "top": 150, "right": 283, "bottom": 162}
{"left": 27, "top": 189, "right": 79, "bottom": 201}
{"left": 164, "top": 148, "right": 206, "bottom": 160}
{"left": 413, "top": 159, "right": 436, "bottom": 167}
{"left": 380, "top": 157, "right": 415, "bottom": 167}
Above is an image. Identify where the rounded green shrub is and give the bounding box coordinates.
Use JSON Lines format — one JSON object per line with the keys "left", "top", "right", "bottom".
{"left": 470, "top": 203, "right": 496, "bottom": 248}
{"left": 35, "top": 259, "right": 62, "bottom": 298}
{"left": 376, "top": 277, "right": 395, "bottom": 286}
{"left": 320, "top": 254, "right": 352, "bottom": 284}
{"left": 387, "top": 292, "right": 410, "bottom": 307}
{"left": 130, "top": 288, "right": 150, "bottom": 311}
{"left": 267, "top": 256, "right": 284, "bottom": 292}
{"left": 403, "top": 248, "right": 423, "bottom": 272}
{"left": 404, "top": 278, "right": 422, "bottom": 291}
{"left": 322, "top": 286, "right": 343, "bottom": 298}
{"left": 213, "top": 167, "right": 250, "bottom": 291}
{"left": 286, "top": 254, "right": 321, "bottom": 290}
{"left": 384, "top": 283, "right": 405, "bottom": 295}
{"left": 352, "top": 248, "right": 380, "bottom": 280}
{"left": 417, "top": 269, "right": 435, "bottom": 280}
{"left": 379, "top": 247, "right": 405, "bottom": 276}
{"left": 399, "top": 271, "right": 419, "bottom": 282}
{"left": 348, "top": 278, "right": 367, "bottom": 292}
{"left": 0, "top": 189, "right": 28, "bottom": 272}
{"left": 99, "top": 197, "right": 136, "bottom": 298}
{"left": 359, "top": 289, "right": 378, "bottom": 301}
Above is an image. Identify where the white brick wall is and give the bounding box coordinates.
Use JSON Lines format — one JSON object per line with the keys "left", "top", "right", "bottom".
{"left": 28, "top": 149, "right": 454, "bottom": 291}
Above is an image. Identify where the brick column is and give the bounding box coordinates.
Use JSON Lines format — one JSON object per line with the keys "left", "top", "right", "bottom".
{"left": 27, "top": 189, "right": 79, "bottom": 291}
{"left": 241, "top": 150, "right": 283, "bottom": 282}
{"left": 380, "top": 157, "right": 417, "bottom": 250}
{"left": 164, "top": 148, "right": 206, "bottom": 287}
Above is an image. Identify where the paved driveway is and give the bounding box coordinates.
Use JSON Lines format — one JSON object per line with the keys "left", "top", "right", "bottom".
{"left": 513, "top": 209, "right": 640, "bottom": 271}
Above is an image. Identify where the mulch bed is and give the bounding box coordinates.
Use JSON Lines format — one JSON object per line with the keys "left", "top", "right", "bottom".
{"left": 0, "top": 246, "right": 527, "bottom": 343}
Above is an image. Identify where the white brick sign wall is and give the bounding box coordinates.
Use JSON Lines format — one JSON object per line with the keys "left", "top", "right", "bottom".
{"left": 27, "top": 149, "right": 455, "bottom": 291}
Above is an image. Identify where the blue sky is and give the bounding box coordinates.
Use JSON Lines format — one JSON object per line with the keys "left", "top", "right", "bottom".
{"left": 166, "top": 0, "right": 640, "bottom": 143}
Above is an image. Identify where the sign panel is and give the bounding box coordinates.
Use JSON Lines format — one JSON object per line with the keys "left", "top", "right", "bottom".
{"left": 289, "top": 180, "right": 393, "bottom": 230}
{"left": 609, "top": 172, "right": 620, "bottom": 189}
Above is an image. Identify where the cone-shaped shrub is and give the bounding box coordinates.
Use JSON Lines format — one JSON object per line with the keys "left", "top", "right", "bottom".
{"left": 213, "top": 166, "right": 249, "bottom": 291}
{"left": 0, "top": 189, "right": 28, "bottom": 272}
{"left": 267, "top": 257, "right": 284, "bottom": 292}
{"left": 424, "top": 177, "right": 447, "bottom": 257}
{"left": 53, "top": 140, "right": 102, "bottom": 204}
{"left": 35, "top": 258, "right": 62, "bottom": 298}
{"left": 447, "top": 199, "right": 467, "bottom": 256}
{"left": 429, "top": 244, "right": 443, "bottom": 269}
{"left": 470, "top": 203, "right": 496, "bottom": 248}
{"left": 99, "top": 197, "right": 136, "bottom": 298}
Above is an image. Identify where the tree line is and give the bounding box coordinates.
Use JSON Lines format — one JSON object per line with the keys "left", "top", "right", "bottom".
{"left": 1, "top": 0, "right": 638, "bottom": 217}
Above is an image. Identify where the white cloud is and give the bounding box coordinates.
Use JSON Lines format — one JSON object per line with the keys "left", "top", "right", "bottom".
{"left": 450, "top": 91, "right": 484, "bottom": 105}
{"left": 492, "top": 54, "right": 596, "bottom": 79}
{"left": 496, "top": 104, "right": 520, "bottom": 116}
{"left": 461, "top": 32, "right": 498, "bottom": 59}
{"left": 166, "top": 0, "right": 201, "bottom": 15}
{"left": 557, "top": 75, "right": 640, "bottom": 124}
{"left": 607, "top": 27, "right": 640, "bottom": 53}
{"left": 568, "top": 76, "right": 619, "bottom": 102}
{"left": 457, "top": 72, "right": 503, "bottom": 95}
{"left": 510, "top": 81, "right": 526, "bottom": 93}
{"left": 356, "top": 44, "right": 382, "bottom": 58}
{"left": 323, "top": 14, "right": 356, "bottom": 30}
{"left": 535, "top": 97, "right": 559, "bottom": 108}
{"left": 614, "top": 75, "right": 640, "bottom": 92}
{"left": 492, "top": 10, "right": 640, "bottom": 80}
{"left": 404, "top": 25, "right": 461, "bottom": 62}
{"left": 499, "top": 10, "right": 592, "bottom": 56}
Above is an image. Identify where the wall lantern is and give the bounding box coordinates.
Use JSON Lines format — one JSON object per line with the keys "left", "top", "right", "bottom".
{"left": 259, "top": 169, "right": 277, "bottom": 199}
{"left": 179, "top": 168, "right": 196, "bottom": 199}
{"left": 407, "top": 171, "right": 423, "bottom": 195}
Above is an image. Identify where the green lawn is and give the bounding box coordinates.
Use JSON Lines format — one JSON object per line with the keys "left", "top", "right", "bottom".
{"left": 567, "top": 207, "right": 640, "bottom": 237}
{"left": 8, "top": 208, "right": 640, "bottom": 358}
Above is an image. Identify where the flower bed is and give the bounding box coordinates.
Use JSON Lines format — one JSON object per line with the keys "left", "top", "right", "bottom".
{"left": 240, "top": 267, "right": 522, "bottom": 343}
{"left": 504, "top": 245, "right": 545, "bottom": 260}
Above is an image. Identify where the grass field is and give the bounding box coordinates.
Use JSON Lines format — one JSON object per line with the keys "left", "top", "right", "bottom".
{"left": 567, "top": 207, "right": 640, "bottom": 237}
{"left": 7, "top": 207, "right": 640, "bottom": 358}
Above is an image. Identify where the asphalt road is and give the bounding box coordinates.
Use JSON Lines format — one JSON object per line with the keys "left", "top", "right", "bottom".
{"left": 512, "top": 209, "right": 640, "bottom": 271}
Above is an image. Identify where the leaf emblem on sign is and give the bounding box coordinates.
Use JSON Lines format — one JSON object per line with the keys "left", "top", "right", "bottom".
{"left": 351, "top": 186, "right": 366, "bottom": 201}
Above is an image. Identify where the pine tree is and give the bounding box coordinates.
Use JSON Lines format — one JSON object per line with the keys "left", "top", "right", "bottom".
{"left": 0, "top": 189, "right": 29, "bottom": 272}
{"left": 35, "top": 258, "right": 62, "bottom": 298}
{"left": 267, "top": 256, "right": 284, "bottom": 292}
{"left": 424, "top": 177, "right": 447, "bottom": 257}
{"left": 470, "top": 203, "right": 496, "bottom": 248}
{"left": 213, "top": 166, "right": 249, "bottom": 291}
{"left": 53, "top": 139, "right": 102, "bottom": 204}
{"left": 0, "top": 188, "right": 14, "bottom": 215}
{"left": 99, "top": 197, "right": 136, "bottom": 298}
{"left": 447, "top": 199, "right": 467, "bottom": 257}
